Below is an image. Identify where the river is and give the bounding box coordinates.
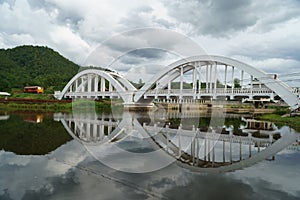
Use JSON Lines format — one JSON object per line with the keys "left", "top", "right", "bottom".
{"left": 0, "top": 109, "right": 299, "bottom": 200}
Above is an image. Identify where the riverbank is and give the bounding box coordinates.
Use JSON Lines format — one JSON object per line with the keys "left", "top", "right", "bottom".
{"left": 156, "top": 101, "right": 283, "bottom": 115}
{"left": 0, "top": 98, "right": 121, "bottom": 113}
{"left": 257, "top": 113, "right": 300, "bottom": 131}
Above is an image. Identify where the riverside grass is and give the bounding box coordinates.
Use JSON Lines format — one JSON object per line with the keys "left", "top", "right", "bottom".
{"left": 0, "top": 99, "right": 122, "bottom": 113}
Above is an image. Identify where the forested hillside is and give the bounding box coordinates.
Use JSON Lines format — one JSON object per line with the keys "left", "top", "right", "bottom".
{"left": 0, "top": 45, "right": 80, "bottom": 93}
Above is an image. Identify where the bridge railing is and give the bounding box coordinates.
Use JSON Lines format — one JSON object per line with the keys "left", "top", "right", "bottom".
{"left": 145, "top": 88, "right": 275, "bottom": 96}
{"left": 64, "top": 91, "right": 121, "bottom": 98}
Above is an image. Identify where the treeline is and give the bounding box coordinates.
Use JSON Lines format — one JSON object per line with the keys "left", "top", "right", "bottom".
{"left": 0, "top": 45, "right": 242, "bottom": 94}
{"left": 0, "top": 45, "right": 80, "bottom": 93}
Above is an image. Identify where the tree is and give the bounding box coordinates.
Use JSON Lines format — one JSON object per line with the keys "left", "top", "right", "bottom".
{"left": 0, "top": 45, "right": 80, "bottom": 93}
{"left": 234, "top": 78, "right": 241, "bottom": 88}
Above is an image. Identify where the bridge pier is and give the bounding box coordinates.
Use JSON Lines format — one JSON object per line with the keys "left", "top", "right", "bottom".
{"left": 123, "top": 102, "right": 155, "bottom": 111}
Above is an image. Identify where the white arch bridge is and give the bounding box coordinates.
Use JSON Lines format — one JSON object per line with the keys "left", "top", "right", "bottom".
{"left": 55, "top": 55, "right": 300, "bottom": 110}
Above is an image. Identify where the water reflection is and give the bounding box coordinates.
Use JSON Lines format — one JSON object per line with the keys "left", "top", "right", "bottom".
{"left": 0, "top": 113, "right": 71, "bottom": 155}
{"left": 0, "top": 112, "right": 9, "bottom": 121}
{"left": 0, "top": 111, "right": 299, "bottom": 199}
{"left": 23, "top": 114, "right": 43, "bottom": 124}
{"left": 55, "top": 110, "right": 299, "bottom": 173}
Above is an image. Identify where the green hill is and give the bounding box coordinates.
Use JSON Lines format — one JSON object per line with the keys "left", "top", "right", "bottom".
{"left": 0, "top": 45, "right": 80, "bottom": 93}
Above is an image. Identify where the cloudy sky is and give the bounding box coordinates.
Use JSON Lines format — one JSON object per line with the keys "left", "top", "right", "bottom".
{"left": 1, "top": 0, "right": 300, "bottom": 84}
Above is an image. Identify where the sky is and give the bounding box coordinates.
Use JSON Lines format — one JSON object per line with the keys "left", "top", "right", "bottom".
{"left": 0, "top": 0, "right": 300, "bottom": 85}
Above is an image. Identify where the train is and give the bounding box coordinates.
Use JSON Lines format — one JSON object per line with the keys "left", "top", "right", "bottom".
{"left": 23, "top": 86, "right": 44, "bottom": 94}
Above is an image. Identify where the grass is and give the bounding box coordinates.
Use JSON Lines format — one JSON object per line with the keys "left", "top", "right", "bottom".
{"left": 257, "top": 113, "right": 300, "bottom": 132}
{"left": 0, "top": 102, "right": 73, "bottom": 112}
{"left": 10, "top": 92, "right": 54, "bottom": 100}
{"left": 0, "top": 99, "right": 124, "bottom": 114}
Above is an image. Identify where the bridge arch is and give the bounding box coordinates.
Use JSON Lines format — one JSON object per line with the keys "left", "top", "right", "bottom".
{"left": 57, "top": 69, "right": 136, "bottom": 103}
{"left": 134, "top": 55, "right": 299, "bottom": 110}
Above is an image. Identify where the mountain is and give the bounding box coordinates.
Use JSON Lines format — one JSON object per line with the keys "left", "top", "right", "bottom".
{"left": 0, "top": 45, "right": 80, "bottom": 93}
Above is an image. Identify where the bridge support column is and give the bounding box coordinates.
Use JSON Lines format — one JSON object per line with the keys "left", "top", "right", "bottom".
{"left": 109, "top": 82, "right": 112, "bottom": 92}
{"left": 180, "top": 66, "right": 183, "bottom": 101}
{"left": 196, "top": 130, "right": 200, "bottom": 165}
{"left": 75, "top": 79, "right": 79, "bottom": 92}
{"left": 239, "top": 139, "right": 242, "bottom": 161}
{"left": 155, "top": 82, "right": 158, "bottom": 99}
{"left": 100, "top": 124, "right": 104, "bottom": 138}
{"left": 94, "top": 76, "right": 98, "bottom": 92}
{"left": 248, "top": 132, "right": 252, "bottom": 158}
{"left": 87, "top": 75, "right": 92, "bottom": 93}
{"left": 108, "top": 124, "right": 112, "bottom": 135}
{"left": 93, "top": 124, "right": 97, "bottom": 141}
{"left": 69, "top": 83, "right": 73, "bottom": 93}
{"left": 250, "top": 75, "right": 253, "bottom": 100}
{"left": 223, "top": 140, "right": 226, "bottom": 162}
{"left": 230, "top": 67, "right": 235, "bottom": 100}
{"left": 86, "top": 123, "right": 91, "bottom": 141}
{"left": 73, "top": 122, "right": 77, "bottom": 134}
{"left": 207, "top": 138, "right": 211, "bottom": 162}
{"left": 204, "top": 138, "right": 207, "bottom": 161}
{"left": 212, "top": 145, "right": 215, "bottom": 166}
{"left": 209, "top": 65, "right": 213, "bottom": 95}
{"left": 197, "top": 65, "right": 201, "bottom": 99}
{"left": 97, "top": 124, "right": 102, "bottom": 139}
{"left": 249, "top": 143, "right": 252, "bottom": 158}
{"left": 101, "top": 77, "right": 105, "bottom": 98}
{"left": 167, "top": 81, "right": 171, "bottom": 99}
{"left": 178, "top": 125, "right": 182, "bottom": 158}
{"left": 81, "top": 77, "right": 85, "bottom": 92}
{"left": 206, "top": 65, "right": 209, "bottom": 93}
{"left": 224, "top": 65, "right": 227, "bottom": 93}
{"left": 213, "top": 64, "right": 217, "bottom": 99}
{"left": 241, "top": 70, "right": 244, "bottom": 89}
{"left": 192, "top": 66, "right": 196, "bottom": 99}
{"left": 270, "top": 92, "right": 274, "bottom": 101}
{"left": 230, "top": 130, "right": 233, "bottom": 163}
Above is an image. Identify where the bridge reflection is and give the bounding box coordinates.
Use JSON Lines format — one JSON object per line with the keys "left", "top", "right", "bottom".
{"left": 54, "top": 111, "right": 298, "bottom": 173}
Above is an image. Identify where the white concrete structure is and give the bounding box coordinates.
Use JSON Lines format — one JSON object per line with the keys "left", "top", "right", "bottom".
{"left": 0, "top": 92, "right": 10, "bottom": 96}
{"left": 56, "top": 55, "right": 300, "bottom": 110}
{"left": 55, "top": 69, "right": 136, "bottom": 104}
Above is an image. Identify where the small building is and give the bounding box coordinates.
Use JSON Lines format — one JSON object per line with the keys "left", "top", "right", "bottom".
{"left": 0, "top": 92, "right": 10, "bottom": 100}
{"left": 0, "top": 92, "right": 11, "bottom": 96}
{"left": 24, "top": 86, "right": 44, "bottom": 94}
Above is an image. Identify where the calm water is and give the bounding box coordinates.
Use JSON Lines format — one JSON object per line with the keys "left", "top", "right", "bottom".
{"left": 0, "top": 110, "right": 299, "bottom": 200}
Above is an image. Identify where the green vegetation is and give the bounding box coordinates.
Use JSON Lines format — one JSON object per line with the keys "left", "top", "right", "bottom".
{"left": 10, "top": 92, "right": 54, "bottom": 100}
{"left": 171, "top": 82, "right": 193, "bottom": 89}
{"left": 0, "top": 45, "right": 80, "bottom": 93}
{"left": 0, "top": 114, "right": 72, "bottom": 155}
{"left": 258, "top": 113, "right": 300, "bottom": 131}
{"left": 0, "top": 99, "right": 122, "bottom": 113}
{"left": 0, "top": 102, "right": 73, "bottom": 112}
{"left": 234, "top": 78, "right": 241, "bottom": 88}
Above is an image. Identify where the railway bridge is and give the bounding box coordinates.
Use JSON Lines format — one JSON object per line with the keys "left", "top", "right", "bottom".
{"left": 54, "top": 55, "right": 300, "bottom": 110}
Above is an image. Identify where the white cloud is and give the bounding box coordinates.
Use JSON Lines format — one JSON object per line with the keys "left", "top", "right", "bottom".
{"left": 0, "top": 0, "right": 299, "bottom": 83}
{"left": 0, "top": 141, "right": 89, "bottom": 200}
{"left": 0, "top": 0, "right": 92, "bottom": 63}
